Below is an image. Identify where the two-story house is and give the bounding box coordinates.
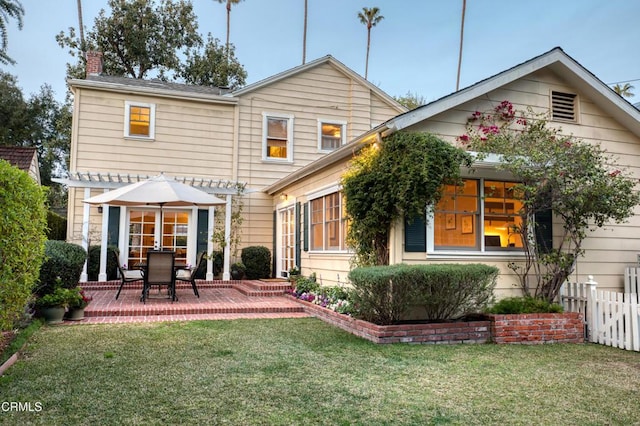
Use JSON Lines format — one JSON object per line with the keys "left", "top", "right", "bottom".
{"left": 58, "top": 52, "right": 405, "bottom": 281}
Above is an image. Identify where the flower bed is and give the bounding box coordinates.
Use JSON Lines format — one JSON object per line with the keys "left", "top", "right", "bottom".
{"left": 290, "top": 296, "right": 584, "bottom": 345}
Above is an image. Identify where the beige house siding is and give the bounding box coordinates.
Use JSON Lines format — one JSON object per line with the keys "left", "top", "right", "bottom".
{"left": 234, "top": 62, "right": 402, "bottom": 252}
{"left": 273, "top": 66, "right": 640, "bottom": 295}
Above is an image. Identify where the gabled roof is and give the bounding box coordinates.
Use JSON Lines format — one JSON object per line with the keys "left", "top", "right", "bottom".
{"left": 0, "top": 146, "right": 40, "bottom": 184}
{"left": 265, "top": 47, "right": 640, "bottom": 194}
{"left": 231, "top": 55, "right": 406, "bottom": 112}
{"left": 387, "top": 47, "right": 640, "bottom": 136}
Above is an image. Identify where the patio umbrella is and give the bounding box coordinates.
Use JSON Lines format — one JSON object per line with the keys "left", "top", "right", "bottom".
{"left": 83, "top": 173, "right": 226, "bottom": 248}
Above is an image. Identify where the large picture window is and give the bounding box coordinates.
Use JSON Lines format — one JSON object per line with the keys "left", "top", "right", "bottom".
{"left": 433, "top": 179, "right": 523, "bottom": 251}
{"left": 263, "top": 113, "right": 294, "bottom": 161}
{"left": 309, "top": 192, "right": 347, "bottom": 251}
{"left": 124, "top": 101, "right": 155, "bottom": 139}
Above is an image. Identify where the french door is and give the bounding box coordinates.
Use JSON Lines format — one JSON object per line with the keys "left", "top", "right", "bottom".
{"left": 277, "top": 206, "right": 296, "bottom": 277}
{"left": 127, "top": 209, "right": 189, "bottom": 266}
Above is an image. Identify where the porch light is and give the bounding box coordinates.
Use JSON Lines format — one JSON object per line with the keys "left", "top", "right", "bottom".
{"left": 97, "top": 206, "right": 103, "bottom": 214}
{"left": 280, "top": 193, "right": 288, "bottom": 201}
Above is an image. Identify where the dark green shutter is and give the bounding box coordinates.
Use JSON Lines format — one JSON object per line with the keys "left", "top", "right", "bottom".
{"left": 404, "top": 214, "right": 426, "bottom": 252}
{"left": 534, "top": 209, "right": 553, "bottom": 253}
{"left": 303, "top": 203, "right": 309, "bottom": 251}
{"left": 107, "top": 207, "right": 120, "bottom": 246}
{"left": 272, "top": 210, "right": 277, "bottom": 278}
{"left": 196, "top": 209, "right": 209, "bottom": 256}
{"left": 295, "top": 202, "right": 301, "bottom": 268}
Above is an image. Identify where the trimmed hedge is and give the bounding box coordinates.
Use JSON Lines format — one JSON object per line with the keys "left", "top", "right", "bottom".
{"left": 241, "top": 246, "right": 271, "bottom": 279}
{"left": 37, "top": 240, "right": 87, "bottom": 295}
{"left": 87, "top": 245, "right": 119, "bottom": 281}
{"left": 0, "top": 160, "right": 47, "bottom": 331}
{"left": 349, "top": 263, "right": 498, "bottom": 325}
{"left": 488, "top": 296, "right": 563, "bottom": 314}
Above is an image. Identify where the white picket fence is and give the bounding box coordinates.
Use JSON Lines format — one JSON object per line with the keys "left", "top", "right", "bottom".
{"left": 560, "top": 275, "right": 640, "bottom": 352}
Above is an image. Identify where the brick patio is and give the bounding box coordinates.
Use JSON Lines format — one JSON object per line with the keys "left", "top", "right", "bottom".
{"left": 73, "top": 280, "right": 309, "bottom": 324}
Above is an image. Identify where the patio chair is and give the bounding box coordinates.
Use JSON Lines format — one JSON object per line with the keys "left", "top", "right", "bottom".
{"left": 175, "top": 252, "right": 206, "bottom": 298}
{"left": 114, "top": 251, "right": 144, "bottom": 300}
{"left": 142, "top": 250, "right": 176, "bottom": 303}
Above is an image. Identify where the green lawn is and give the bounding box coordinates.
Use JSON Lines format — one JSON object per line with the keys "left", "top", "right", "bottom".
{"left": 1, "top": 318, "right": 639, "bottom": 425}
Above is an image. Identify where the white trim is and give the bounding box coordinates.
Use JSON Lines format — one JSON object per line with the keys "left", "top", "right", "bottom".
{"left": 262, "top": 112, "right": 294, "bottom": 162}
{"left": 317, "top": 118, "right": 347, "bottom": 152}
{"left": 124, "top": 101, "right": 156, "bottom": 140}
{"left": 305, "top": 183, "right": 341, "bottom": 200}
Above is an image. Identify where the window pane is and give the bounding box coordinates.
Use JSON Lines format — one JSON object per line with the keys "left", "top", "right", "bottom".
{"left": 267, "top": 118, "right": 288, "bottom": 138}
{"left": 484, "top": 181, "right": 523, "bottom": 249}
{"left": 321, "top": 123, "right": 342, "bottom": 150}
{"left": 310, "top": 199, "right": 323, "bottom": 250}
{"left": 129, "top": 106, "right": 150, "bottom": 136}
{"left": 434, "top": 179, "right": 479, "bottom": 249}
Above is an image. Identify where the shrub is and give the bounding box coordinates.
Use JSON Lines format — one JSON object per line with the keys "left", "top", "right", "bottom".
{"left": 37, "top": 240, "right": 87, "bottom": 295}
{"left": 349, "top": 264, "right": 498, "bottom": 325}
{"left": 411, "top": 264, "right": 498, "bottom": 321}
{"left": 294, "top": 274, "right": 320, "bottom": 295}
{"left": 348, "top": 264, "right": 417, "bottom": 325}
{"left": 241, "top": 246, "right": 271, "bottom": 279}
{"left": 46, "top": 210, "right": 66, "bottom": 240}
{"left": 488, "top": 296, "right": 564, "bottom": 314}
{"left": 0, "top": 160, "right": 47, "bottom": 331}
{"left": 87, "top": 245, "right": 119, "bottom": 281}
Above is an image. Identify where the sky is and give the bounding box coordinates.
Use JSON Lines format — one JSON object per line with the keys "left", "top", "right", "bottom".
{"left": 3, "top": 0, "right": 640, "bottom": 104}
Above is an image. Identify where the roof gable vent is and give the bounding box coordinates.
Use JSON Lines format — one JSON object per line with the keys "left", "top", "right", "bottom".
{"left": 551, "top": 91, "right": 576, "bottom": 121}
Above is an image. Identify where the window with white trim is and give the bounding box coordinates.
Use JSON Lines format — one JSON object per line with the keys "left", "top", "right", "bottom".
{"left": 309, "top": 192, "right": 348, "bottom": 251}
{"left": 263, "top": 113, "right": 294, "bottom": 161}
{"left": 432, "top": 178, "right": 524, "bottom": 251}
{"left": 124, "top": 101, "right": 156, "bottom": 139}
{"left": 318, "top": 120, "right": 346, "bottom": 151}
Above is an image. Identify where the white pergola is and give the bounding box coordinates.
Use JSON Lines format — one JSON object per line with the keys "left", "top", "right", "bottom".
{"left": 54, "top": 171, "right": 249, "bottom": 282}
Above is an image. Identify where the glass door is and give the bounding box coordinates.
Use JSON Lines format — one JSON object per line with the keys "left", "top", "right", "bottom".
{"left": 127, "top": 209, "right": 190, "bottom": 266}
{"left": 278, "top": 206, "right": 296, "bottom": 277}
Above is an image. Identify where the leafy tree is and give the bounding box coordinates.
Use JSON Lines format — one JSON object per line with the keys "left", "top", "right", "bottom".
{"left": 612, "top": 82, "right": 634, "bottom": 98}
{"left": 341, "top": 132, "right": 472, "bottom": 266}
{"left": 0, "top": 0, "right": 23, "bottom": 65}
{"left": 0, "top": 72, "right": 71, "bottom": 210}
{"left": 214, "top": 0, "right": 244, "bottom": 54}
{"left": 357, "top": 6, "right": 384, "bottom": 80}
{"left": 180, "top": 35, "right": 246, "bottom": 89}
{"left": 57, "top": 0, "right": 246, "bottom": 87}
{"left": 394, "top": 91, "right": 426, "bottom": 110}
{"left": 462, "top": 101, "right": 640, "bottom": 303}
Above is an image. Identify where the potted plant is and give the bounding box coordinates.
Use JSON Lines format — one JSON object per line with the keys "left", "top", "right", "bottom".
{"left": 288, "top": 265, "right": 301, "bottom": 287}
{"left": 66, "top": 287, "right": 92, "bottom": 321}
{"left": 35, "top": 287, "right": 73, "bottom": 324}
{"left": 230, "top": 262, "right": 246, "bottom": 280}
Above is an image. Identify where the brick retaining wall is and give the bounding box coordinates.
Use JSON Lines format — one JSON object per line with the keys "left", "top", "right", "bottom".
{"left": 294, "top": 298, "right": 584, "bottom": 345}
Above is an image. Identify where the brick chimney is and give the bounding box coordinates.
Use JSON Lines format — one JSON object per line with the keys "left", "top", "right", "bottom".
{"left": 85, "top": 51, "right": 103, "bottom": 77}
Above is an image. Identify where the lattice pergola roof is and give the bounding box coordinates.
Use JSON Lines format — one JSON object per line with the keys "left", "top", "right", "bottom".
{"left": 54, "top": 171, "right": 248, "bottom": 195}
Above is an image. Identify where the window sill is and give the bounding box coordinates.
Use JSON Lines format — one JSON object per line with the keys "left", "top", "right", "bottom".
{"left": 124, "top": 136, "right": 155, "bottom": 142}
{"left": 262, "top": 159, "right": 293, "bottom": 164}
{"left": 426, "top": 250, "right": 526, "bottom": 261}
{"left": 308, "top": 250, "right": 350, "bottom": 256}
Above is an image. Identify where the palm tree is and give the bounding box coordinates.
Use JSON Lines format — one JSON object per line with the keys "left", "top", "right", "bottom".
{"left": 77, "top": 0, "right": 85, "bottom": 54}
{"left": 302, "top": 0, "right": 308, "bottom": 64}
{"left": 613, "top": 83, "right": 635, "bottom": 98}
{"left": 357, "top": 7, "right": 384, "bottom": 80}
{"left": 456, "top": 0, "right": 466, "bottom": 91}
{"left": 0, "top": 0, "right": 24, "bottom": 65}
{"left": 215, "top": 0, "right": 244, "bottom": 53}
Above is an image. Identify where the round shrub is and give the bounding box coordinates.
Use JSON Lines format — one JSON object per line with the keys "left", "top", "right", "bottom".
{"left": 0, "top": 160, "right": 47, "bottom": 331}
{"left": 37, "top": 240, "right": 87, "bottom": 295}
{"left": 241, "top": 246, "right": 271, "bottom": 279}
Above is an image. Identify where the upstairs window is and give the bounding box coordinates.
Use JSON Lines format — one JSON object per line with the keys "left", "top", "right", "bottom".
{"left": 318, "top": 120, "right": 346, "bottom": 151}
{"left": 124, "top": 101, "right": 155, "bottom": 139}
{"left": 551, "top": 91, "right": 577, "bottom": 122}
{"left": 263, "top": 113, "right": 294, "bottom": 162}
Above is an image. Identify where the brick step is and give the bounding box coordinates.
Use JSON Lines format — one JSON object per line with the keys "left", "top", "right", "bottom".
{"left": 85, "top": 303, "right": 305, "bottom": 318}
{"left": 238, "top": 280, "right": 292, "bottom": 293}
{"left": 234, "top": 282, "right": 291, "bottom": 297}
{"left": 81, "top": 280, "right": 233, "bottom": 291}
